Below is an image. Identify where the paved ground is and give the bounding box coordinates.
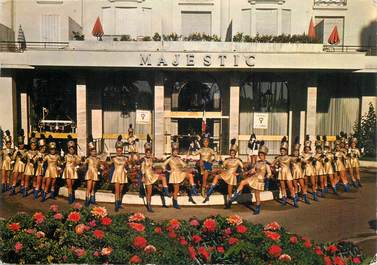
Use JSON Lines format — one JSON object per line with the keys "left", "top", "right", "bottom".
{"left": 1, "top": 169, "right": 376, "bottom": 256}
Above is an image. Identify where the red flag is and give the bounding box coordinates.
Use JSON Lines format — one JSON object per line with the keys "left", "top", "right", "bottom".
{"left": 308, "top": 17, "right": 316, "bottom": 39}
{"left": 328, "top": 26, "right": 340, "bottom": 45}
{"left": 92, "top": 17, "right": 104, "bottom": 39}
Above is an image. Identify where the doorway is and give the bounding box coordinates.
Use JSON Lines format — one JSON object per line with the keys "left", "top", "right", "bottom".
{"left": 177, "top": 118, "right": 214, "bottom": 152}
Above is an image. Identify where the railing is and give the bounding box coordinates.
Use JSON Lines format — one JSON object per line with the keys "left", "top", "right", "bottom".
{"left": 314, "top": 0, "right": 347, "bottom": 6}
{"left": 323, "top": 45, "right": 377, "bottom": 55}
{"left": 0, "top": 41, "right": 69, "bottom": 52}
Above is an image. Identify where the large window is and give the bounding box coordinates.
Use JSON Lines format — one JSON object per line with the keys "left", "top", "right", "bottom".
{"left": 115, "top": 7, "right": 139, "bottom": 36}
{"left": 181, "top": 11, "right": 212, "bottom": 36}
{"left": 256, "top": 9, "right": 278, "bottom": 35}
{"left": 40, "top": 14, "right": 60, "bottom": 41}
{"left": 281, "top": 9, "right": 291, "bottom": 35}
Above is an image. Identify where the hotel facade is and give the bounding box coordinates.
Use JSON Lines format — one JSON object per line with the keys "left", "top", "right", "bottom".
{"left": 0, "top": 0, "right": 376, "bottom": 157}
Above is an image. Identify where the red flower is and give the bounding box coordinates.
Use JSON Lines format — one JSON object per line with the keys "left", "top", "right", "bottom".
{"left": 180, "top": 238, "right": 188, "bottom": 246}
{"left": 72, "top": 247, "right": 86, "bottom": 258}
{"left": 334, "top": 256, "right": 346, "bottom": 265}
{"left": 228, "top": 237, "right": 239, "bottom": 245}
{"left": 216, "top": 246, "right": 225, "bottom": 254}
{"left": 73, "top": 202, "right": 83, "bottom": 210}
{"left": 154, "top": 227, "right": 162, "bottom": 234}
{"left": 144, "top": 245, "right": 156, "bottom": 254}
{"left": 323, "top": 256, "right": 332, "bottom": 265}
{"left": 314, "top": 247, "right": 323, "bottom": 256}
{"left": 267, "top": 245, "right": 282, "bottom": 258}
{"left": 133, "top": 236, "right": 147, "bottom": 249}
{"left": 188, "top": 246, "right": 196, "bottom": 260}
{"left": 168, "top": 219, "right": 181, "bottom": 230}
{"left": 67, "top": 211, "right": 81, "bottom": 223}
{"left": 33, "top": 212, "right": 45, "bottom": 224}
{"left": 203, "top": 218, "right": 217, "bottom": 232}
{"left": 54, "top": 213, "right": 63, "bottom": 220}
{"left": 236, "top": 225, "right": 247, "bottom": 234}
{"left": 100, "top": 217, "right": 112, "bottom": 226}
{"left": 189, "top": 219, "right": 200, "bottom": 227}
{"left": 352, "top": 257, "right": 361, "bottom": 264}
{"left": 289, "top": 236, "right": 298, "bottom": 244}
{"left": 264, "top": 231, "right": 281, "bottom": 241}
{"left": 93, "top": 229, "right": 105, "bottom": 239}
{"left": 198, "top": 246, "right": 210, "bottom": 262}
{"left": 129, "top": 255, "right": 142, "bottom": 264}
{"left": 93, "top": 251, "right": 100, "bottom": 257}
{"left": 192, "top": 235, "right": 202, "bottom": 243}
{"left": 224, "top": 228, "right": 232, "bottom": 236}
{"left": 49, "top": 204, "right": 59, "bottom": 212}
{"left": 128, "top": 222, "right": 145, "bottom": 232}
{"left": 168, "top": 231, "right": 177, "bottom": 238}
{"left": 8, "top": 223, "right": 21, "bottom": 232}
{"left": 264, "top": 221, "right": 281, "bottom": 231}
{"left": 327, "top": 245, "right": 338, "bottom": 253}
{"left": 304, "top": 240, "right": 312, "bottom": 248}
{"left": 26, "top": 228, "right": 35, "bottom": 234}
{"left": 15, "top": 242, "right": 23, "bottom": 253}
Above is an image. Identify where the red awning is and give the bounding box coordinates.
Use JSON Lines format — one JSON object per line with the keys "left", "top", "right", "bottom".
{"left": 92, "top": 17, "right": 104, "bottom": 38}
{"left": 308, "top": 17, "right": 316, "bottom": 39}
{"left": 328, "top": 26, "right": 340, "bottom": 45}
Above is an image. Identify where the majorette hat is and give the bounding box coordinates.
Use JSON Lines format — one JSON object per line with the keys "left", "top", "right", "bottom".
{"left": 30, "top": 132, "right": 38, "bottom": 145}
{"left": 258, "top": 140, "right": 268, "bottom": 154}
{"left": 115, "top": 134, "right": 124, "bottom": 149}
{"left": 48, "top": 135, "right": 56, "bottom": 149}
{"left": 248, "top": 133, "right": 257, "bottom": 150}
{"left": 67, "top": 135, "right": 75, "bottom": 149}
{"left": 88, "top": 135, "right": 96, "bottom": 150}
{"left": 304, "top": 135, "right": 311, "bottom": 149}
{"left": 293, "top": 136, "right": 301, "bottom": 151}
{"left": 323, "top": 135, "right": 331, "bottom": 148}
{"left": 334, "top": 134, "right": 341, "bottom": 147}
{"left": 315, "top": 135, "right": 322, "bottom": 149}
{"left": 171, "top": 135, "right": 179, "bottom": 150}
{"left": 351, "top": 136, "right": 358, "bottom": 144}
{"left": 38, "top": 134, "right": 46, "bottom": 147}
{"left": 280, "top": 136, "right": 288, "bottom": 150}
{"left": 230, "top": 138, "right": 238, "bottom": 153}
{"left": 144, "top": 134, "right": 152, "bottom": 151}
{"left": 4, "top": 130, "right": 12, "bottom": 143}
{"left": 128, "top": 124, "right": 134, "bottom": 134}
{"left": 17, "top": 129, "right": 25, "bottom": 145}
{"left": 340, "top": 131, "right": 346, "bottom": 143}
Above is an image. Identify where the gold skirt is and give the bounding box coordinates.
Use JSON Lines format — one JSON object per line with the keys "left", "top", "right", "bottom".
{"left": 169, "top": 171, "right": 186, "bottom": 184}
{"left": 292, "top": 169, "right": 304, "bottom": 180}
{"left": 304, "top": 164, "right": 315, "bottom": 176}
{"left": 335, "top": 160, "right": 346, "bottom": 172}
{"left": 13, "top": 161, "right": 26, "bottom": 173}
{"left": 24, "top": 163, "right": 35, "bottom": 176}
{"left": 315, "top": 163, "right": 325, "bottom": 176}
{"left": 247, "top": 175, "right": 264, "bottom": 191}
{"left": 144, "top": 172, "right": 159, "bottom": 185}
{"left": 45, "top": 166, "right": 59, "bottom": 178}
{"left": 345, "top": 159, "right": 352, "bottom": 169}
{"left": 350, "top": 158, "right": 360, "bottom": 168}
{"left": 85, "top": 167, "right": 99, "bottom": 181}
{"left": 2, "top": 158, "right": 12, "bottom": 171}
{"left": 63, "top": 167, "right": 78, "bottom": 180}
{"left": 35, "top": 165, "right": 44, "bottom": 176}
{"left": 220, "top": 172, "right": 237, "bottom": 186}
{"left": 278, "top": 167, "right": 292, "bottom": 181}
{"left": 324, "top": 162, "right": 334, "bottom": 175}
{"left": 111, "top": 169, "right": 128, "bottom": 184}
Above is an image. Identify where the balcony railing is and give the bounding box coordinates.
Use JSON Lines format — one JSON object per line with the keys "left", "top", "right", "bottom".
{"left": 323, "top": 45, "right": 376, "bottom": 55}
{"left": 0, "top": 41, "right": 69, "bottom": 52}
{"left": 314, "top": 0, "right": 347, "bottom": 8}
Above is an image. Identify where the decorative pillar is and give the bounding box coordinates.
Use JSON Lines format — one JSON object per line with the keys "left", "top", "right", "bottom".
{"left": 229, "top": 78, "right": 240, "bottom": 143}
{"left": 20, "top": 92, "right": 29, "bottom": 144}
{"left": 76, "top": 80, "right": 87, "bottom": 155}
{"left": 306, "top": 86, "right": 317, "bottom": 138}
{"left": 0, "top": 76, "right": 17, "bottom": 139}
{"left": 154, "top": 73, "right": 165, "bottom": 157}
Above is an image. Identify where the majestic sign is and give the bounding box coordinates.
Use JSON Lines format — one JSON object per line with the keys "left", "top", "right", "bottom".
{"left": 136, "top": 110, "right": 151, "bottom": 124}
{"left": 253, "top": 112, "right": 269, "bottom": 129}
{"left": 139, "top": 53, "right": 255, "bottom": 68}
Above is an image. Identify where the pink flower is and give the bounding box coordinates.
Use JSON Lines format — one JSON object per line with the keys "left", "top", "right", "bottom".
{"left": 352, "top": 257, "right": 361, "bottom": 264}
{"left": 203, "top": 218, "right": 217, "bottom": 232}
{"left": 228, "top": 237, "right": 239, "bottom": 245}
{"left": 75, "top": 224, "right": 87, "bottom": 235}
{"left": 327, "top": 245, "right": 338, "bottom": 253}
{"left": 236, "top": 225, "right": 247, "bottom": 234}
{"left": 36, "top": 231, "right": 45, "bottom": 238}
{"left": 264, "top": 221, "right": 281, "bottom": 231}
{"left": 88, "top": 220, "right": 96, "bottom": 227}
{"left": 189, "top": 219, "right": 200, "bottom": 227}
{"left": 279, "top": 254, "right": 292, "bottom": 261}
{"left": 73, "top": 247, "right": 86, "bottom": 258}
{"left": 67, "top": 211, "right": 81, "bottom": 223}
{"left": 216, "top": 246, "right": 225, "bottom": 254}
{"left": 224, "top": 227, "right": 232, "bottom": 236}
{"left": 179, "top": 238, "right": 188, "bottom": 246}
{"left": 192, "top": 235, "right": 202, "bottom": 243}
{"left": 128, "top": 212, "right": 145, "bottom": 222}
{"left": 8, "top": 223, "right": 21, "bottom": 232}
{"left": 226, "top": 215, "right": 243, "bottom": 226}
{"left": 73, "top": 202, "right": 83, "bottom": 210}
{"left": 33, "top": 212, "right": 45, "bottom": 224}
{"left": 100, "top": 217, "right": 112, "bottom": 226}
{"left": 15, "top": 242, "right": 23, "bottom": 253}
{"left": 267, "top": 245, "right": 282, "bottom": 258}
{"left": 93, "top": 251, "right": 100, "bottom": 257}
{"left": 54, "top": 213, "right": 63, "bottom": 220}
{"left": 289, "top": 236, "right": 298, "bottom": 244}
{"left": 26, "top": 228, "right": 35, "bottom": 234}
{"left": 49, "top": 204, "right": 59, "bottom": 212}
{"left": 129, "top": 255, "right": 142, "bottom": 264}
{"left": 304, "top": 240, "right": 312, "bottom": 248}
{"left": 144, "top": 245, "right": 156, "bottom": 254}
{"left": 93, "top": 229, "right": 105, "bottom": 240}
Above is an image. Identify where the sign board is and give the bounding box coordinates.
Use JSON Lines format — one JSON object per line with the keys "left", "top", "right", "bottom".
{"left": 136, "top": 110, "right": 151, "bottom": 124}
{"left": 253, "top": 113, "right": 268, "bottom": 129}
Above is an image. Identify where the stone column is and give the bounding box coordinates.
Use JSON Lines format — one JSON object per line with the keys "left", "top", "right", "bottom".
{"left": 306, "top": 86, "right": 317, "bottom": 138}
{"left": 229, "top": 78, "right": 240, "bottom": 143}
{"left": 20, "top": 92, "right": 29, "bottom": 144}
{"left": 0, "top": 77, "right": 17, "bottom": 139}
{"left": 154, "top": 73, "right": 165, "bottom": 157}
{"left": 76, "top": 80, "right": 87, "bottom": 155}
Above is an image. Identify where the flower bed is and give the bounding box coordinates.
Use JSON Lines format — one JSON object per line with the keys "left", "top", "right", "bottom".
{"left": 0, "top": 204, "right": 364, "bottom": 264}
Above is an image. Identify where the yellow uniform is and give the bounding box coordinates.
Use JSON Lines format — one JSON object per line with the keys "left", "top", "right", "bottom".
{"left": 314, "top": 153, "right": 325, "bottom": 176}
{"left": 302, "top": 152, "right": 315, "bottom": 176}
{"left": 35, "top": 152, "right": 46, "bottom": 176}
{"left": 334, "top": 151, "right": 346, "bottom": 172}
{"left": 110, "top": 156, "right": 128, "bottom": 184}
{"left": 291, "top": 156, "right": 304, "bottom": 180}
{"left": 63, "top": 154, "right": 81, "bottom": 180}
{"left": 1, "top": 148, "right": 14, "bottom": 171}
{"left": 24, "top": 150, "right": 38, "bottom": 176}
{"left": 192, "top": 147, "right": 217, "bottom": 173}
{"left": 323, "top": 152, "right": 334, "bottom": 175}
{"left": 163, "top": 156, "right": 187, "bottom": 184}
{"left": 44, "top": 154, "right": 61, "bottom": 179}
{"left": 127, "top": 136, "right": 138, "bottom": 153}
{"left": 350, "top": 148, "right": 361, "bottom": 168}
{"left": 12, "top": 149, "right": 27, "bottom": 173}
{"left": 219, "top": 158, "right": 243, "bottom": 186}
{"left": 342, "top": 148, "right": 352, "bottom": 169}
{"left": 274, "top": 155, "right": 292, "bottom": 181}
{"left": 247, "top": 160, "right": 271, "bottom": 191}
{"left": 141, "top": 157, "right": 159, "bottom": 185}
{"left": 85, "top": 156, "right": 101, "bottom": 181}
